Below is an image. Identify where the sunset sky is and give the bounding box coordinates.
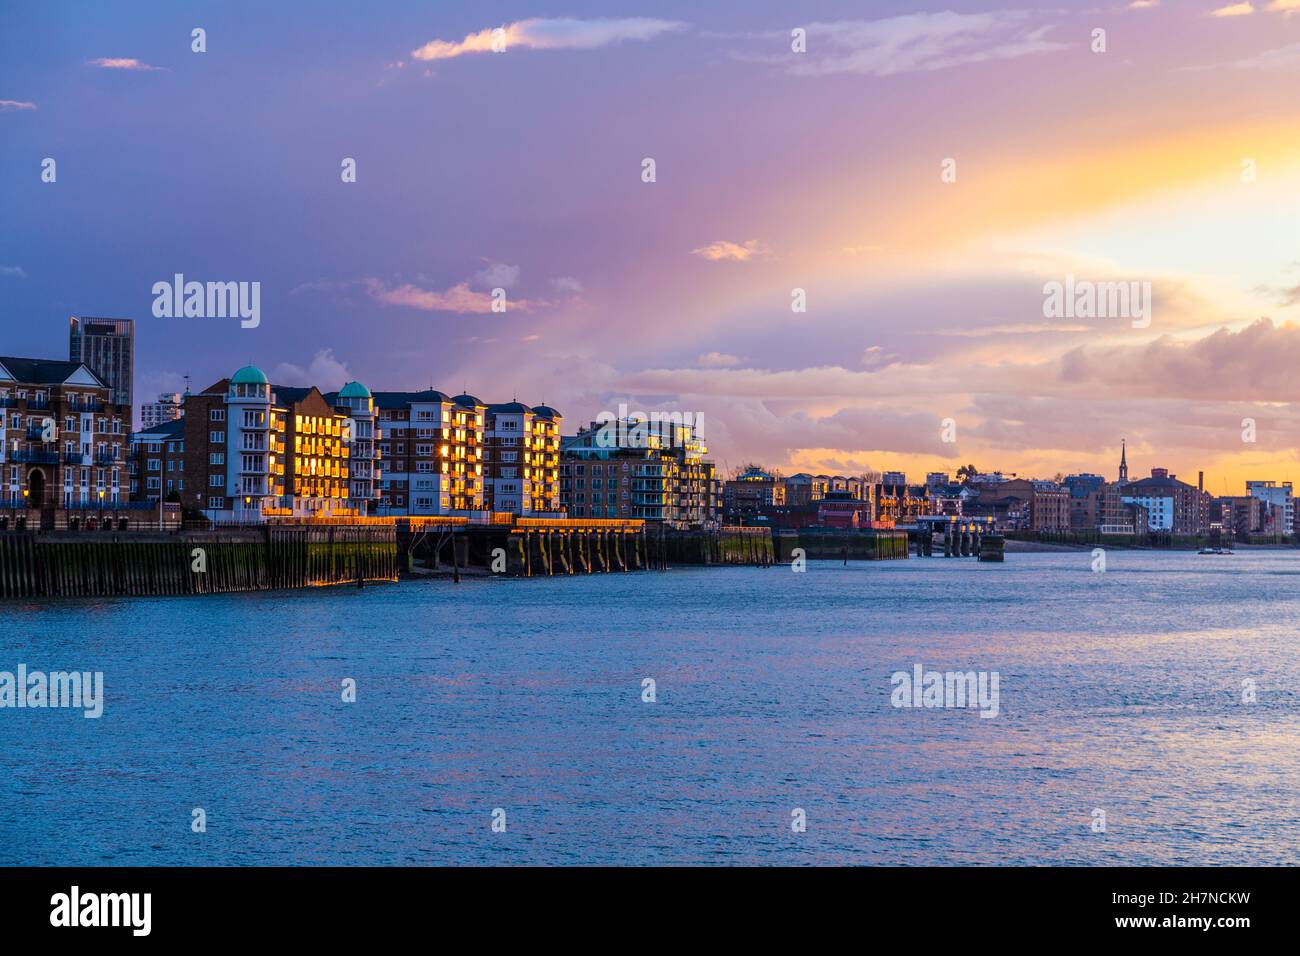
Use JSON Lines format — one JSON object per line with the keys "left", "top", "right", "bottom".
{"left": 3, "top": 0, "right": 1300, "bottom": 492}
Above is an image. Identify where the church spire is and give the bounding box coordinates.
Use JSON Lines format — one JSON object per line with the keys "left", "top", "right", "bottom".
{"left": 1118, "top": 439, "right": 1128, "bottom": 484}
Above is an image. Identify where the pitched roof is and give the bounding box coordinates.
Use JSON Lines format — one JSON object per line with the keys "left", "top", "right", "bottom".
{"left": 0, "top": 356, "right": 105, "bottom": 387}
{"left": 271, "top": 385, "right": 313, "bottom": 405}
{"left": 372, "top": 389, "right": 450, "bottom": 409}
{"left": 133, "top": 417, "right": 186, "bottom": 440}
{"left": 1122, "top": 475, "right": 1196, "bottom": 493}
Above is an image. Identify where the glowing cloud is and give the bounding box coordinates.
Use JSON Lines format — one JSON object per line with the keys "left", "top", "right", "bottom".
{"left": 88, "top": 57, "right": 168, "bottom": 71}
{"left": 0, "top": 100, "right": 36, "bottom": 112}
{"left": 691, "top": 239, "right": 770, "bottom": 262}
{"left": 411, "top": 18, "right": 684, "bottom": 62}
{"left": 363, "top": 278, "right": 539, "bottom": 314}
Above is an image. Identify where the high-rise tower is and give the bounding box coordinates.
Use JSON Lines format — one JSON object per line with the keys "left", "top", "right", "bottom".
{"left": 69, "top": 316, "right": 134, "bottom": 411}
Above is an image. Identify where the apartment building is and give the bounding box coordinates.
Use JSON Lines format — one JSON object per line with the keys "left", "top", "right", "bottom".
{"left": 723, "top": 467, "right": 785, "bottom": 521}
{"left": 1121, "top": 468, "right": 1205, "bottom": 534}
{"left": 875, "top": 480, "right": 932, "bottom": 523}
{"left": 0, "top": 356, "right": 129, "bottom": 514}
{"left": 482, "top": 401, "right": 562, "bottom": 515}
{"left": 179, "top": 366, "right": 373, "bottom": 521}
{"left": 129, "top": 417, "right": 186, "bottom": 501}
{"left": 141, "top": 391, "right": 184, "bottom": 429}
{"left": 324, "top": 381, "right": 381, "bottom": 510}
{"left": 373, "top": 390, "right": 484, "bottom": 515}
{"left": 1245, "top": 480, "right": 1293, "bottom": 533}
{"left": 784, "top": 473, "right": 830, "bottom": 507}
{"left": 560, "top": 417, "right": 720, "bottom": 528}
{"left": 995, "top": 478, "right": 1070, "bottom": 531}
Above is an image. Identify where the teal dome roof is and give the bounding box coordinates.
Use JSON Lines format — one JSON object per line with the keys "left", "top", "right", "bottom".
{"left": 231, "top": 365, "right": 268, "bottom": 385}
{"left": 339, "top": 381, "right": 371, "bottom": 398}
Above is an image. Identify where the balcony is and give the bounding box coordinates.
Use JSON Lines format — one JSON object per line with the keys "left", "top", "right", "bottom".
{"left": 11, "top": 450, "right": 59, "bottom": 464}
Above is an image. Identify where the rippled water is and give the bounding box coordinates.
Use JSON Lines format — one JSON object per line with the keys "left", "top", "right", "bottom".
{"left": 1, "top": 550, "right": 1297, "bottom": 865}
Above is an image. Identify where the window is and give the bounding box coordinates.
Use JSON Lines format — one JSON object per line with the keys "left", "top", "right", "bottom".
{"left": 208, "top": 496, "right": 224, "bottom": 509}
{"left": 210, "top": 452, "right": 225, "bottom": 465}
{"left": 210, "top": 431, "right": 225, "bottom": 443}
{"left": 209, "top": 474, "right": 224, "bottom": 487}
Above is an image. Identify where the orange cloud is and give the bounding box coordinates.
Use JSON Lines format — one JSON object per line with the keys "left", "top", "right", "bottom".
{"left": 411, "top": 18, "right": 682, "bottom": 62}
{"left": 691, "top": 239, "right": 770, "bottom": 262}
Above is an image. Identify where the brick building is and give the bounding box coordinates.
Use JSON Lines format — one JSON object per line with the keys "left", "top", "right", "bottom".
{"left": 0, "top": 356, "right": 131, "bottom": 526}
{"left": 482, "top": 401, "right": 562, "bottom": 515}
{"left": 178, "top": 366, "right": 374, "bottom": 521}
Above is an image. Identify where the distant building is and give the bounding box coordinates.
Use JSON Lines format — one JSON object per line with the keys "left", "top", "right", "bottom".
{"left": 784, "top": 473, "right": 830, "bottom": 506}
{"left": 966, "top": 472, "right": 1010, "bottom": 486}
{"left": 1245, "top": 481, "right": 1293, "bottom": 534}
{"left": 141, "top": 392, "right": 184, "bottom": 429}
{"left": 881, "top": 470, "right": 907, "bottom": 486}
{"left": 723, "top": 467, "right": 785, "bottom": 521}
{"left": 926, "top": 482, "right": 973, "bottom": 517}
{"left": 817, "top": 490, "right": 874, "bottom": 528}
{"left": 1216, "top": 495, "right": 1268, "bottom": 537}
{"left": 997, "top": 478, "right": 1069, "bottom": 531}
{"left": 876, "top": 481, "right": 931, "bottom": 523}
{"left": 925, "top": 472, "right": 949, "bottom": 489}
{"left": 1121, "top": 468, "right": 1205, "bottom": 534}
{"left": 560, "top": 418, "right": 719, "bottom": 528}
{"left": 1061, "top": 474, "right": 1136, "bottom": 534}
{"left": 966, "top": 494, "right": 1030, "bottom": 529}
{"left": 69, "top": 316, "right": 134, "bottom": 411}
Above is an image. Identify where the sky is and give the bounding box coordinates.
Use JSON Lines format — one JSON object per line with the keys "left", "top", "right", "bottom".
{"left": 2, "top": 0, "right": 1300, "bottom": 492}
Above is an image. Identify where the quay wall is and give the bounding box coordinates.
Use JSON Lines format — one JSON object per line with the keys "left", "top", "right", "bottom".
{"left": 0, "top": 525, "right": 398, "bottom": 599}
{"left": 402, "top": 524, "right": 776, "bottom": 576}
{"left": 772, "top": 529, "right": 909, "bottom": 562}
